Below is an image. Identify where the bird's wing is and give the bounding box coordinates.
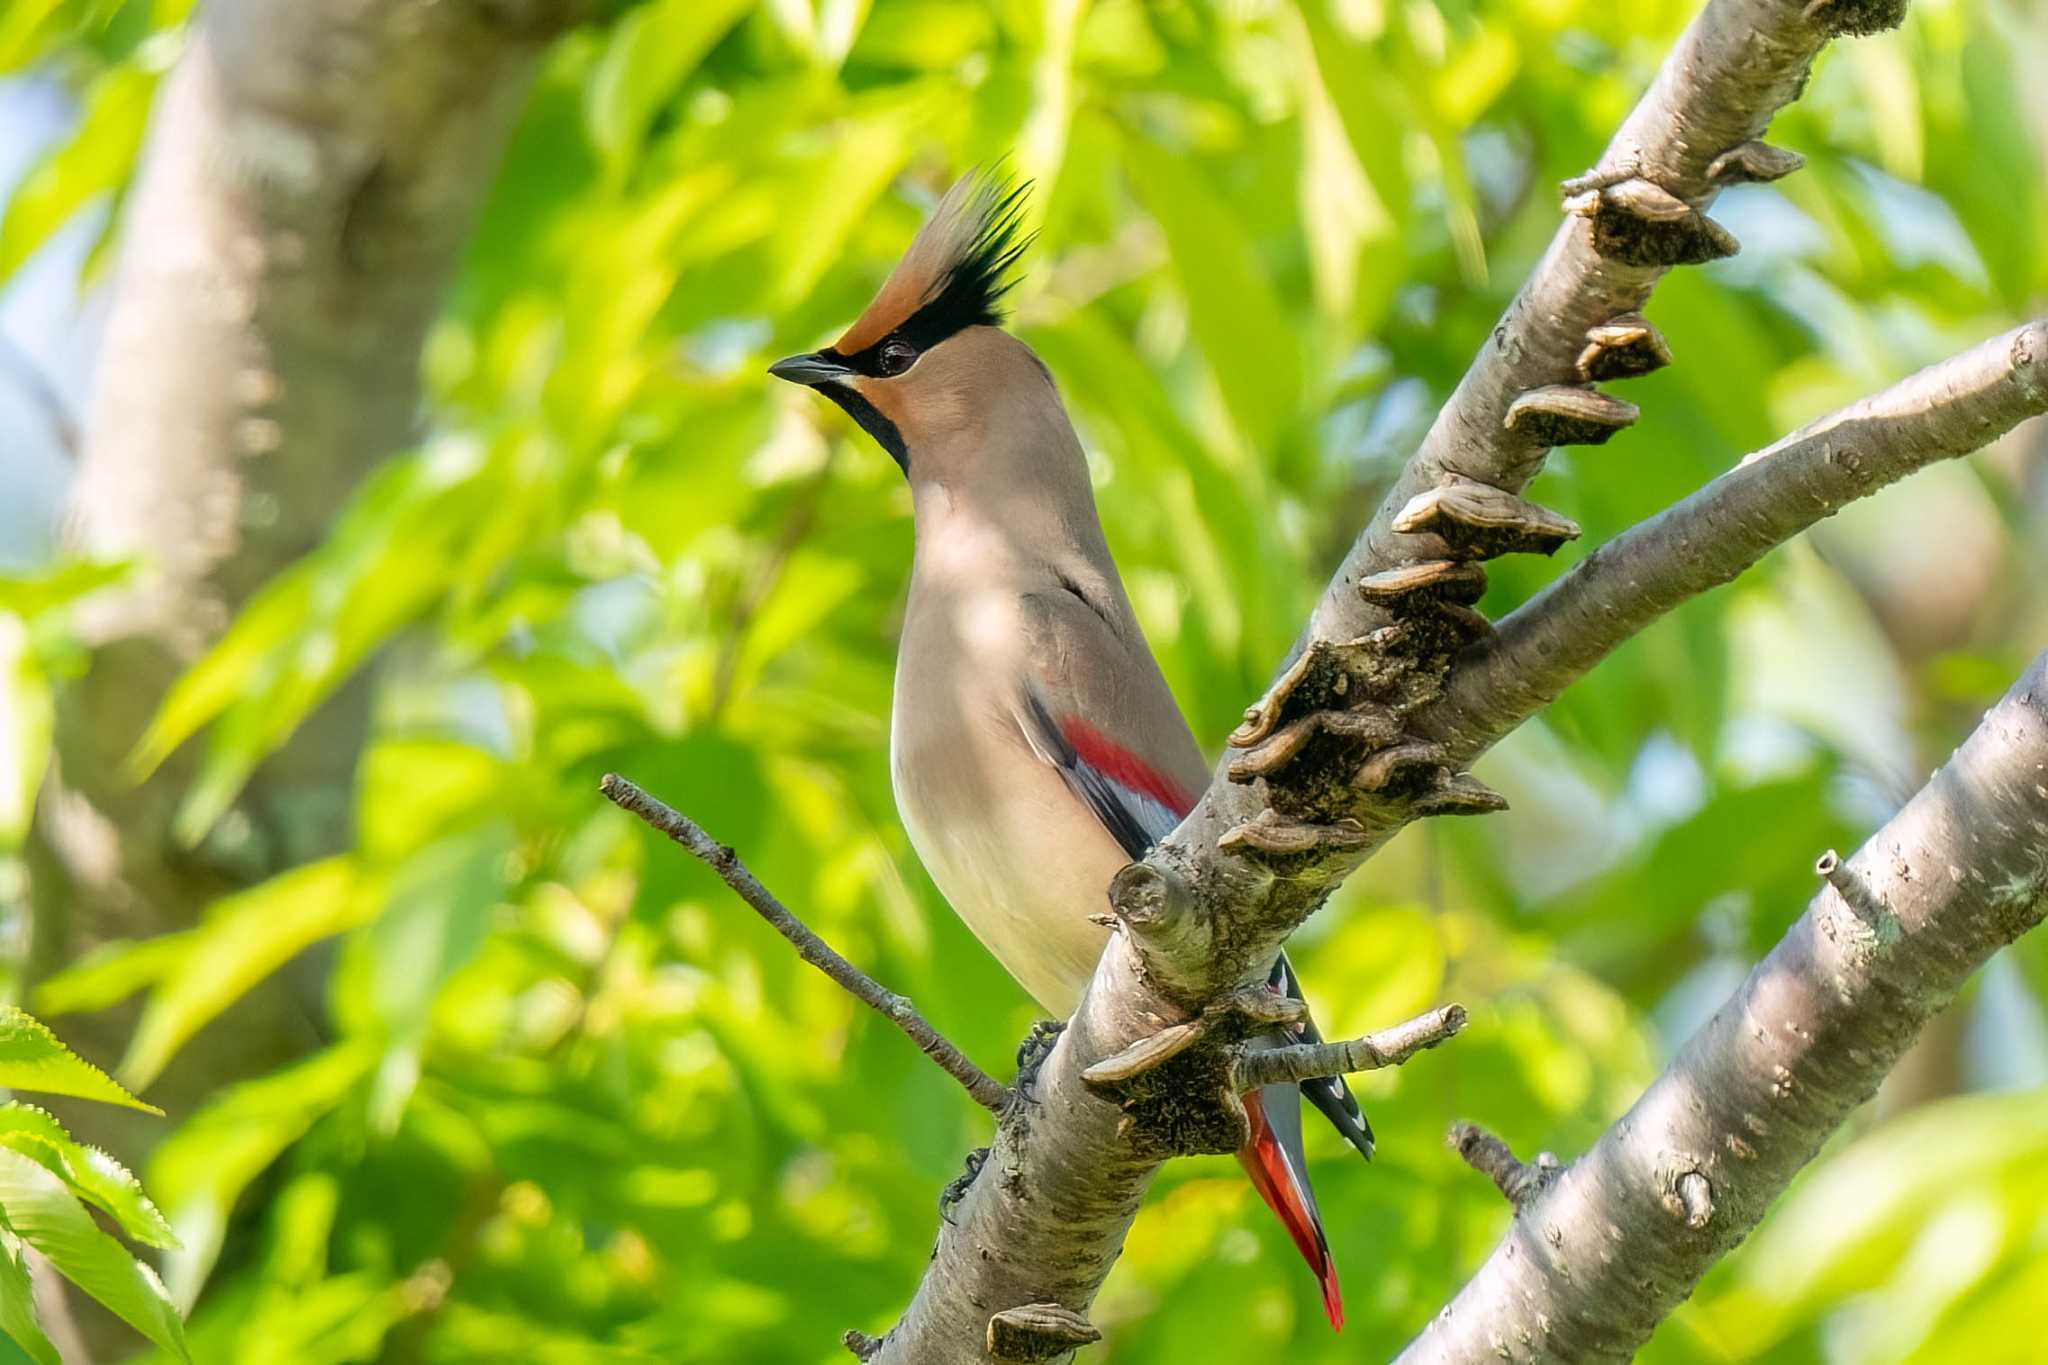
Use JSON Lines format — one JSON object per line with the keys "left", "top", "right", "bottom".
{"left": 1008, "top": 580, "right": 1367, "bottom": 1329}
{"left": 1010, "top": 583, "right": 1208, "bottom": 860}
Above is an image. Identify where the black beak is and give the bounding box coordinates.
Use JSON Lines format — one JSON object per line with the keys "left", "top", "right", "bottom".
{"left": 768, "top": 351, "right": 854, "bottom": 388}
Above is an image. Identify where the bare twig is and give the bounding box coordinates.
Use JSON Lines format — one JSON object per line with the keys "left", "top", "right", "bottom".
{"left": 599, "top": 774, "right": 1011, "bottom": 1115}
{"left": 1448, "top": 1122, "right": 1560, "bottom": 1210}
{"left": 1398, "top": 653, "right": 2048, "bottom": 1364}
{"left": 1235, "top": 1004, "right": 1467, "bottom": 1089}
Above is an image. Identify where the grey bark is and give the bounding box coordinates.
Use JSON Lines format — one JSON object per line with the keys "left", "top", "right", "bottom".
{"left": 1398, "top": 652, "right": 2048, "bottom": 1363}
{"left": 32, "top": 0, "right": 582, "bottom": 1147}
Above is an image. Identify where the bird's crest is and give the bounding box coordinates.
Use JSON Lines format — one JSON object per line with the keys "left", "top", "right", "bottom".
{"left": 835, "top": 171, "right": 1031, "bottom": 356}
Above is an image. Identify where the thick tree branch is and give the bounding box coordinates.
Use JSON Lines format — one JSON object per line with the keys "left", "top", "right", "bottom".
{"left": 868, "top": 3, "right": 1921, "bottom": 1358}
{"left": 599, "top": 775, "right": 1011, "bottom": 1115}
{"left": 1398, "top": 651, "right": 2048, "bottom": 1363}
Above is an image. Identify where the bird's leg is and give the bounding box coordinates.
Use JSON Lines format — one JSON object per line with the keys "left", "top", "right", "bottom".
{"left": 1013, "top": 1019, "right": 1066, "bottom": 1097}
{"left": 938, "top": 1145, "right": 990, "bottom": 1225}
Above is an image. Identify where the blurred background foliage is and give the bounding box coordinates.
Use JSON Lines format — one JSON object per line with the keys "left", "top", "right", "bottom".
{"left": 1, "top": 0, "right": 2046, "bottom": 1360}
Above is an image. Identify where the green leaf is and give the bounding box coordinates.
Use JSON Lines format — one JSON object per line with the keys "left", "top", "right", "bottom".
{"left": 356, "top": 823, "right": 514, "bottom": 1129}
{"left": 0, "top": 628, "right": 51, "bottom": 854}
{"left": 0, "top": 1146, "right": 187, "bottom": 1359}
{"left": 126, "top": 452, "right": 478, "bottom": 842}
{"left": 585, "top": 0, "right": 753, "bottom": 165}
{"left": 0, "top": 63, "right": 155, "bottom": 284}
{"left": 0, "top": 1104, "right": 178, "bottom": 1250}
{"left": 119, "top": 858, "right": 370, "bottom": 1091}
{"left": 1119, "top": 133, "right": 1304, "bottom": 454}
{"left": 0, "top": 1009, "right": 159, "bottom": 1115}
{"left": 0, "top": 560, "right": 130, "bottom": 624}
{"left": 32, "top": 934, "right": 194, "bottom": 1019}
{"left": 150, "top": 1043, "right": 375, "bottom": 1309}
{"left": 0, "top": 1237, "right": 58, "bottom": 1365}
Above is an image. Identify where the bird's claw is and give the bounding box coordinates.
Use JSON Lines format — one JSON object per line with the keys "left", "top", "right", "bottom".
{"left": 1014, "top": 1019, "right": 1065, "bottom": 1096}
{"left": 938, "top": 1145, "right": 989, "bottom": 1224}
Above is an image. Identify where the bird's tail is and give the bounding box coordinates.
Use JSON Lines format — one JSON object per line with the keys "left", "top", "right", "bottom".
{"left": 1237, "top": 1085, "right": 1342, "bottom": 1329}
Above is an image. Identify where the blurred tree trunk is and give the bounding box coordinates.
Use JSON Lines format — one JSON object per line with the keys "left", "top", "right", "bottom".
{"left": 31, "top": 0, "right": 581, "bottom": 1154}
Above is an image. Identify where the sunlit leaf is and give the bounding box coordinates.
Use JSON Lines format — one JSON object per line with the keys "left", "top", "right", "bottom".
{"left": 586, "top": 0, "right": 753, "bottom": 166}
{"left": 0, "top": 1104, "right": 178, "bottom": 1250}
{"left": 0, "top": 1009, "right": 159, "bottom": 1115}
{"left": 1119, "top": 133, "right": 1304, "bottom": 454}
{"left": 0, "top": 62, "right": 155, "bottom": 283}
{"left": 119, "top": 858, "right": 370, "bottom": 1091}
{"left": 0, "top": 1146, "right": 187, "bottom": 1359}
{"left": 0, "top": 1236, "right": 58, "bottom": 1365}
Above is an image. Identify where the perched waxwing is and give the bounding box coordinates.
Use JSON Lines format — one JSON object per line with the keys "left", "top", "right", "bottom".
{"left": 770, "top": 171, "right": 1373, "bottom": 1328}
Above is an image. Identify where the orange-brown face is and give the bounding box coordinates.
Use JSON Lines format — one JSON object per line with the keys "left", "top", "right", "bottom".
{"left": 769, "top": 172, "right": 1029, "bottom": 471}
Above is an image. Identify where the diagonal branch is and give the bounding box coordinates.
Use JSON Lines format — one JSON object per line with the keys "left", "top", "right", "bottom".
{"left": 598, "top": 774, "right": 1012, "bottom": 1116}
{"left": 1398, "top": 651, "right": 2048, "bottom": 1363}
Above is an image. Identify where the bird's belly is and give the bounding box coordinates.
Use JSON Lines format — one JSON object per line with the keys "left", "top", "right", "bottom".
{"left": 893, "top": 746, "right": 1122, "bottom": 1018}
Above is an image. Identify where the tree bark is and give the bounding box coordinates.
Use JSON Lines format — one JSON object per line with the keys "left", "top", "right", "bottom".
{"left": 1398, "top": 651, "right": 2048, "bottom": 1363}
{"left": 32, "top": 0, "right": 583, "bottom": 1147}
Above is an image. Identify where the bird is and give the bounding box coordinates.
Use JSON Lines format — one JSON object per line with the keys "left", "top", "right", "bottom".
{"left": 769, "top": 170, "right": 1373, "bottom": 1328}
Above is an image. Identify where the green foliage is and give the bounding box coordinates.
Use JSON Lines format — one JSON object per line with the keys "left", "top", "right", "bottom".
{"left": 0, "top": 1010, "right": 186, "bottom": 1360}
{"left": 3, "top": 0, "right": 2046, "bottom": 1361}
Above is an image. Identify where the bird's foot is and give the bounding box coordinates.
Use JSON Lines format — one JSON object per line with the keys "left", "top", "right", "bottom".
{"left": 1014, "top": 1019, "right": 1066, "bottom": 1097}
{"left": 938, "top": 1145, "right": 989, "bottom": 1224}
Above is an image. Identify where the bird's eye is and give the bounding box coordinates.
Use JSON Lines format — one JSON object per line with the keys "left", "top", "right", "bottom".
{"left": 876, "top": 338, "right": 918, "bottom": 377}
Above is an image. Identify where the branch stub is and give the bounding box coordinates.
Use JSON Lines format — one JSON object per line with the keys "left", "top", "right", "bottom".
{"left": 987, "top": 1304, "right": 1101, "bottom": 1362}
{"left": 1576, "top": 315, "right": 1675, "bottom": 383}
{"left": 1504, "top": 385, "right": 1640, "bottom": 447}
{"left": 1393, "top": 477, "right": 1583, "bottom": 558}
{"left": 1706, "top": 140, "right": 1805, "bottom": 185}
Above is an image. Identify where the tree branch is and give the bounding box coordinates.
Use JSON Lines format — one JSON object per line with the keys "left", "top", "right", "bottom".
{"left": 1398, "top": 651, "right": 2048, "bottom": 1363}
{"left": 598, "top": 775, "right": 1011, "bottom": 1116}
{"left": 1419, "top": 321, "right": 2048, "bottom": 761}
{"left": 1447, "top": 1123, "right": 1560, "bottom": 1212}
{"left": 1235, "top": 1004, "right": 1468, "bottom": 1089}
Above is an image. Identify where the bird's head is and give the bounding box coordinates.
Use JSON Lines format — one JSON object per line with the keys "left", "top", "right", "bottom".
{"left": 770, "top": 171, "right": 1034, "bottom": 473}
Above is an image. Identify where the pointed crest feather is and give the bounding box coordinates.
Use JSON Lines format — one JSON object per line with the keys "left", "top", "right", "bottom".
{"left": 835, "top": 170, "right": 1031, "bottom": 356}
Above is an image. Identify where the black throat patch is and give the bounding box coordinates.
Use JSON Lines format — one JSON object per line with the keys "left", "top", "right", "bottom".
{"left": 814, "top": 382, "right": 907, "bottom": 471}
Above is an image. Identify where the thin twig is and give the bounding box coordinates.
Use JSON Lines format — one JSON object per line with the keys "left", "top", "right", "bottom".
{"left": 1447, "top": 1122, "right": 1560, "bottom": 1211}
{"left": 1236, "top": 1004, "right": 1467, "bottom": 1089}
{"left": 600, "top": 774, "right": 1012, "bottom": 1114}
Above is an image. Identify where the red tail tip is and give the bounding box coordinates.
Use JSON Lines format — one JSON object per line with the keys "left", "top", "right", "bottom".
{"left": 1238, "top": 1093, "right": 1344, "bottom": 1331}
